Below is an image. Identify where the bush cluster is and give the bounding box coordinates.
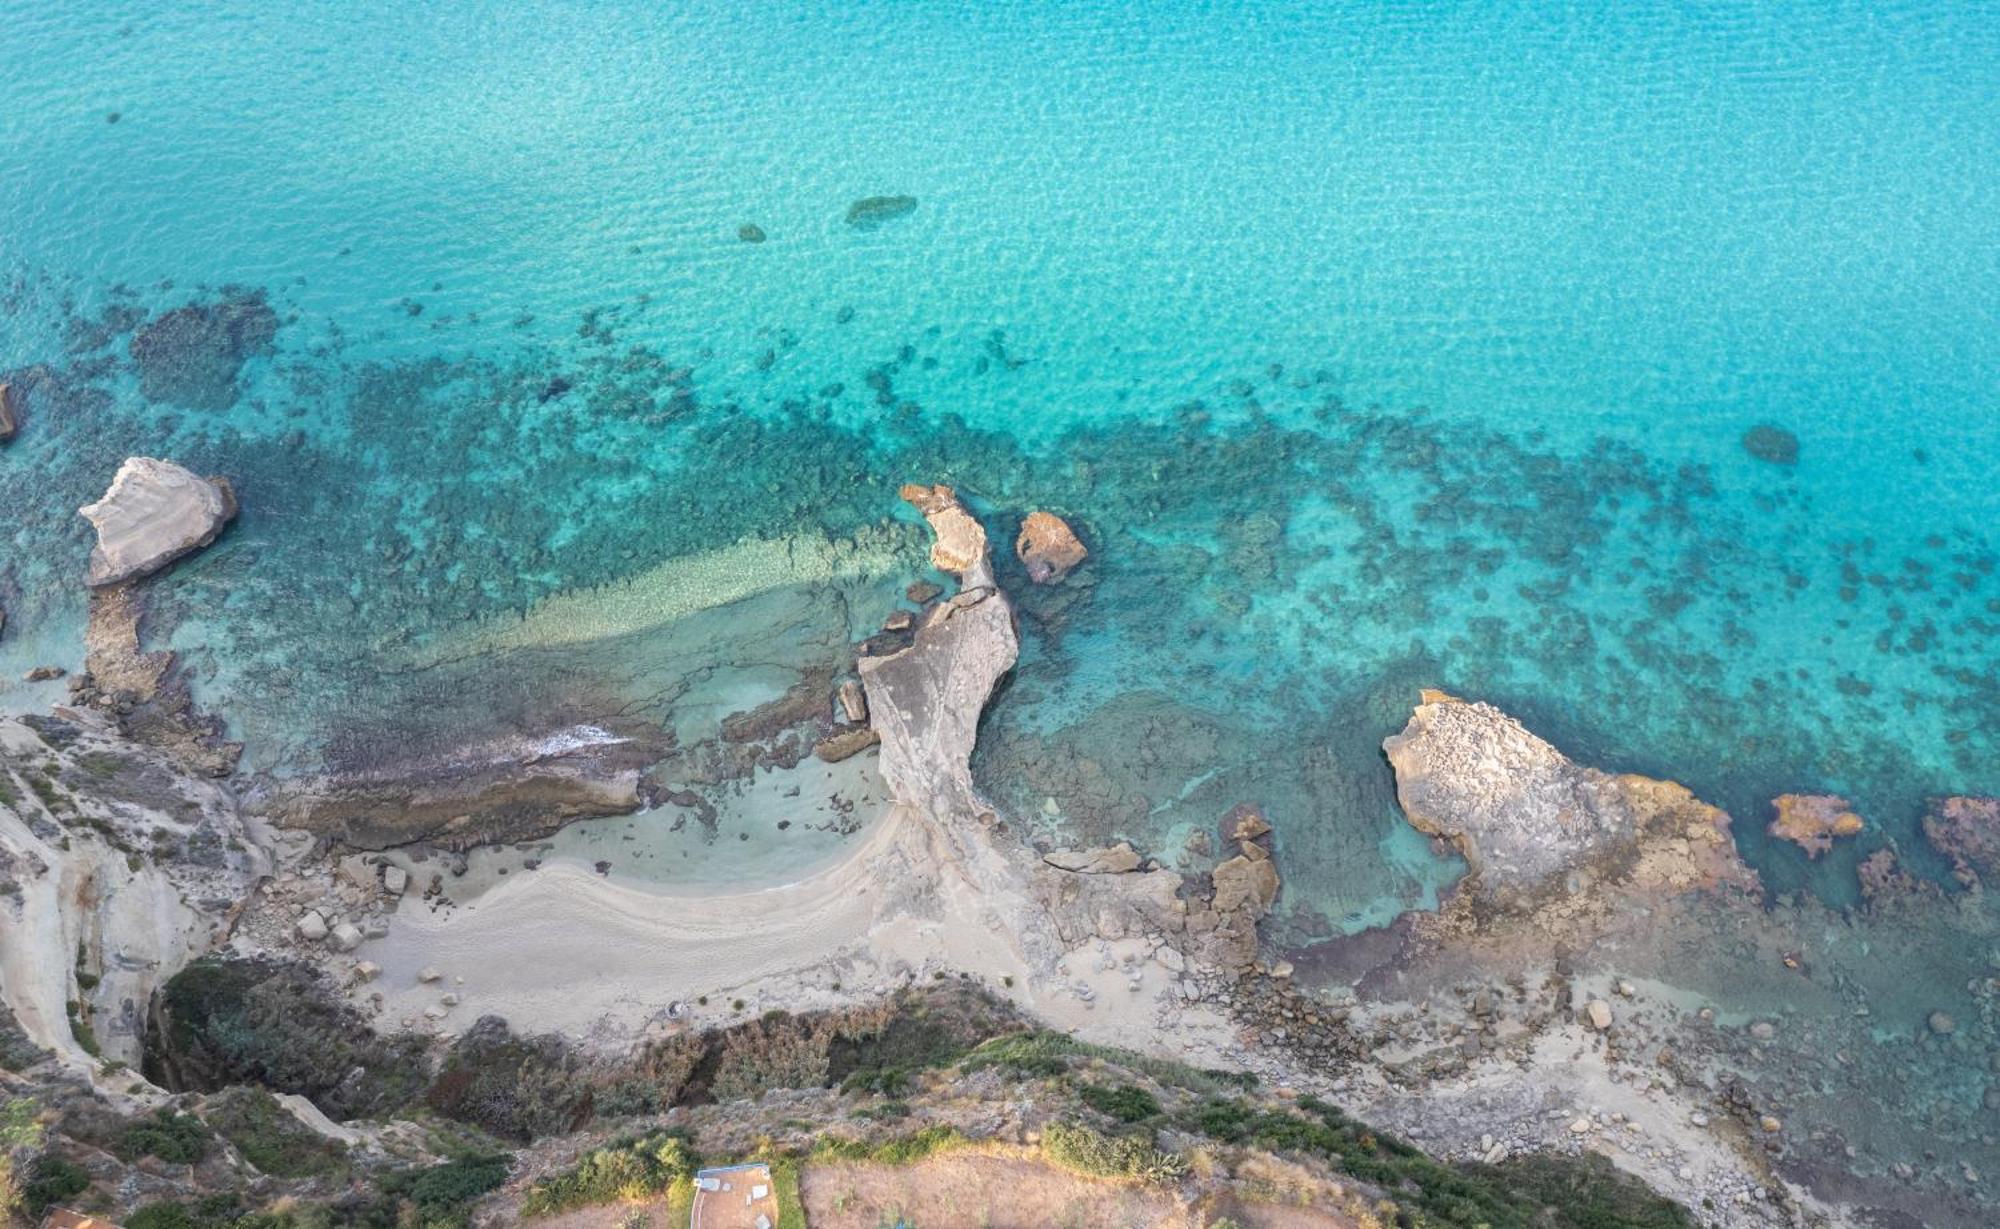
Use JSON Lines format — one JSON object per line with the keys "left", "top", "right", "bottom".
{"left": 1039, "top": 1121, "right": 1188, "bottom": 1183}
{"left": 519, "top": 1132, "right": 698, "bottom": 1217}
{"left": 116, "top": 1107, "right": 213, "bottom": 1164}
{"left": 204, "top": 1087, "right": 348, "bottom": 1178}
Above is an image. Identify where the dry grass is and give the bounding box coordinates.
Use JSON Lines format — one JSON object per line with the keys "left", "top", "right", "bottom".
{"left": 799, "top": 1144, "right": 1364, "bottom": 1229}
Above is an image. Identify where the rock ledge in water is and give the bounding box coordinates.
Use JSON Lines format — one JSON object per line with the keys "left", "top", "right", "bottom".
{"left": 845, "top": 195, "right": 918, "bottom": 228}
{"left": 78, "top": 456, "right": 237, "bottom": 587}
{"left": 1766, "top": 793, "right": 1864, "bottom": 859}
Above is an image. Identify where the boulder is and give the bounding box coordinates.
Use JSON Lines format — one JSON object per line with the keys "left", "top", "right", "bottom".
{"left": 1585, "top": 1000, "right": 1614, "bottom": 1031}
{"left": 1212, "top": 853, "right": 1280, "bottom": 915}
{"left": 898, "top": 483, "right": 990, "bottom": 584}
{"left": 1767, "top": 794, "right": 1865, "bottom": 858}
{"left": 330, "top": 921, "right": 363, "bottom": 952}
{"left": 0, "top": 381, "right": 18, "bottom": 441}
{"left": 297, "top": 910, "right": 329, "bottom": 942}
{"left": 1043, "top": 843, "right": 1143, "bottom": 874}
{"left": 813, "top": 726, "right": 880, "bottom": 763}
{"left": 1016, "top": 511, "right": 1088, "bottom": 583}
{"left": 1383, "top": 690, "right": 1752, "bottom": 909}
{"left": 837, "top": 679, "right": 868, "bottom": 724}
{"left": 382, "top": 865, "right": 409, "bottom": 896}
{"left": 78, "top": 457, "right": 238, "bottom": 587}
{"left": 1225, "top": 803, "right": 1272, "bottom": 843}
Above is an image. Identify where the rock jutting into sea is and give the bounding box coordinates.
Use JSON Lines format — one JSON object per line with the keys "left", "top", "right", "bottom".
{"left": 1766, "top": 793, "right": 1866, "bottom": 858}
{"left": 897, "top": 482, "right": 992, "bottom": 588}
{"left": 1383, "top": 688, "right": 1754, "bottom": 914}
{"left": 1016, "top": 510, "right": 1088, "bottom": 583}
{"left": 78, "top": 455, "right": 238, "bottom": 587}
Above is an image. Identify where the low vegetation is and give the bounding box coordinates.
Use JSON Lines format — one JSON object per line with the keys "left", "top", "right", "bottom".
{"left": 204, "top": 1087, "right": 348, "bottom": 1178}
{"left": 519, "top": 1131, "right": 698, "bottom": 1218}
{"left": 1040, "top": 1120, "right": 1190, "bottom": 1183}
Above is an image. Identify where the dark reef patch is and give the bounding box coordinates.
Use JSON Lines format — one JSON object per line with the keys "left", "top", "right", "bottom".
{"left": 845, "top": 194, "right": 918, "bottom": 228}
{"left": 129, "top": 287, "right": 280, "bottom": 410}
{"left": 1742, "top": 423, "right": 1801, "bottom": 466}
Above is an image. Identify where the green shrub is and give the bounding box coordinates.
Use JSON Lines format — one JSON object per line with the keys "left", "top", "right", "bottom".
{"left": 149, "top": 959, "right": 427, "bottom": 1118}
{"left": 375, "top": 1154, "right": 513, "bottom": 1229}
{"left": 426, "top": 1017, "right": 589, "bottom": 1142}
{"left": 204, "top": 1087, "right": 347, "bottom": 1177}
{"left": 1079, "top": 1083, "right": 1161, "bottom": 1123}
{"left": 23, "top": 1154, "right": 90, "bottom": 1215}
{"left": 118, "top": 1107, "right": 213, "bottom": 1163}
{"left": 520, "top": 1132, "right": 697, "bottom": 1217}
{"left": 1040, "top": 1121, "right": 1187, "bottom": 1183}
{"left": 811, "top": 1125, "right": 967, "bottom": 1166}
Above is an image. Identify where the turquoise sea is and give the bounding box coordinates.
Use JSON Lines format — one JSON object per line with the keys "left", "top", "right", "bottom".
{"left": 2, "top": 0, "right": 1997, "bottom": 944}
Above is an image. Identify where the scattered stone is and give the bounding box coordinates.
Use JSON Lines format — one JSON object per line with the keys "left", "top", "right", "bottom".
{"left": 1766, "top": 794, "right": 1865, "bottom": 858}
{"left": 1585, "top": 1000, "right": 1614, "bottom": 1031}
{"left": 1760, "top": 1115, "right": 1783, "bottom": 1134}
{"left": 330, "top": 922, "right": 363, "bottom": 952}
{"left": 353, "top": 961, "right": 380, "bottom": 981}
{"left": 296, "top": 910, "right": 328, "bottom": 942}
{"left": 418, "top": 966, "right": 443, "bottom": 983}
{"left": 382, "top": 865, "right": 409, "bottom": 896}
{"left": 845, "top": 195, "right": 918, "bottom": 228}
{"left": 78, "top": 457, "right": 238, "bottom": 587}
{"left": 1015, "top": 511, "right": 1088, "bottom": 583}
{"left": 1742, "top": 424, "right": 1801, "bottom": 466}
{"left": 737, "top": 223, "right": 767, "bottom": 243}
{"left": 440, "top": 992, "right": 460, "bottom": 1007}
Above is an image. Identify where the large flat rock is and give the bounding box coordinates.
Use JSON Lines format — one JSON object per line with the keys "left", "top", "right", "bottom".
{"left": 78, "top": 456, "right": 237, "bottom": 587}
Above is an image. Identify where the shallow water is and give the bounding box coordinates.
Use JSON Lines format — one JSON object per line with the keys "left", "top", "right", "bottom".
{"left": 2, "top": 1, "right": 1997, "bottom": 925}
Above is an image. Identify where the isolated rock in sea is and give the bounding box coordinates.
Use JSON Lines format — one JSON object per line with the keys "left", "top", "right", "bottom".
{"left": 1766, "top": 793, "right": 1865, "bottom": 858}
{"left": 1044, "top": 843, "right": 1143, "bottom": 874}
{"left": 1742, "top": 424, "right": 1800, "bottom": 466}
{"left": 1383, "top": 689, "right": 1750, "bottom": 909}
{"left": 898, "top": 483, "right": 992, "bottom": 586}
{"left": 0, "top": 380, "right": 18, "bottom": 441}
{"left": 1922, "top": 796, "right": 2000, "bottom": 888}
{"left": 1016, "top": 511, "right": 1088, "bottom": 583}
{"left": 78, "top": 456, "right": 238, "bottom": 587}
{"left": 128, "top": 289, "right": 280, "bottom": 410}
{"left": 845, "top": 195, "right": 918, "bottom": 228}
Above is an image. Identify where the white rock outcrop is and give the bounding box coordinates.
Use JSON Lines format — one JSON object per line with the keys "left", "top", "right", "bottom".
{"left": 78, "top": 456, "right": 237, "bottom": 587}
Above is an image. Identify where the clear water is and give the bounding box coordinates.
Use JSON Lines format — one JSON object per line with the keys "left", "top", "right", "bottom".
{"left": 2, "top": 1, "right": 1997, "bottom": 935}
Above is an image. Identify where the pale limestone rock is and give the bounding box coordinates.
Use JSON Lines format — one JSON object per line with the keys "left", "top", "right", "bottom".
{"left": 837, "top": 679, "right": 868, "bottom": 724}
{"left": 1585, "top": 999, "right": 1614, "bottom": 1030}
{"left": 297, "top": 910, "right": 329, "bottom": 942}
{"left": 382, "top": 865, "right": 409, "bottom": 896}
{"left": 330, "top": 921, "right": 363, "bottom": 952}
{"left": 78, "top": 457, "right": 238, "bottom": 587}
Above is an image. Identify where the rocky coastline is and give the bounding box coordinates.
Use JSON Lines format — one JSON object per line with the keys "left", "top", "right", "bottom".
{"left": 6, "top": 473, "right": 2000, "bottom": 1226}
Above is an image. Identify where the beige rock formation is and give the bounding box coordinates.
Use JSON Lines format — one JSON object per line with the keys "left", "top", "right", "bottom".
{"left": 1043, "top": 842, "right": 1143, "bottom": 874}
{"left": 898, "top": 483, "right": 991, "bottom": 586}
{"left": 0, "top": 380, "right": 18, "bottom": 441}
{"left": 1384, "top": 689, "right": 1751, "bottom": 910}
{"left": 1766, "top": 794, "right": 1864, "bottom": 858}
{"left": 78, "top": 456, "right": 238, "bottom": 587}
{"left": 1016, "top": 511, "right": 1087, "bottom": 583}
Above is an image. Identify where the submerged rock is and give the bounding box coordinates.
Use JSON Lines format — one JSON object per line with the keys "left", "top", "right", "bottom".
{"left": 0, "top": 380, "right": 18, "bottom": 441}
{"left": 845, "top": 195, "right": 918, "bottom": 228}
{"left": 1766, "top": 793, "right": 1865, "bottom": 858}
{"left": 737, "top": 222, "right": 767, "bottom": 243}
{"left": 78, "top": 456, "right": 237, "bottom": 587}
{"left": 1016, "top": 510, "right": 1088, "bottom": 583}
{"left": 1922, "top": 796, "right": 2000, "bottom": 888}
{"left": 128, "top": 289, "right": 279, "bottom": 410}
{"left": 1383, "top": 689, "right": 1750, "bottom": 910}
{"left": 1742, "top": 424, "right": 1800, "bottom": 466}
